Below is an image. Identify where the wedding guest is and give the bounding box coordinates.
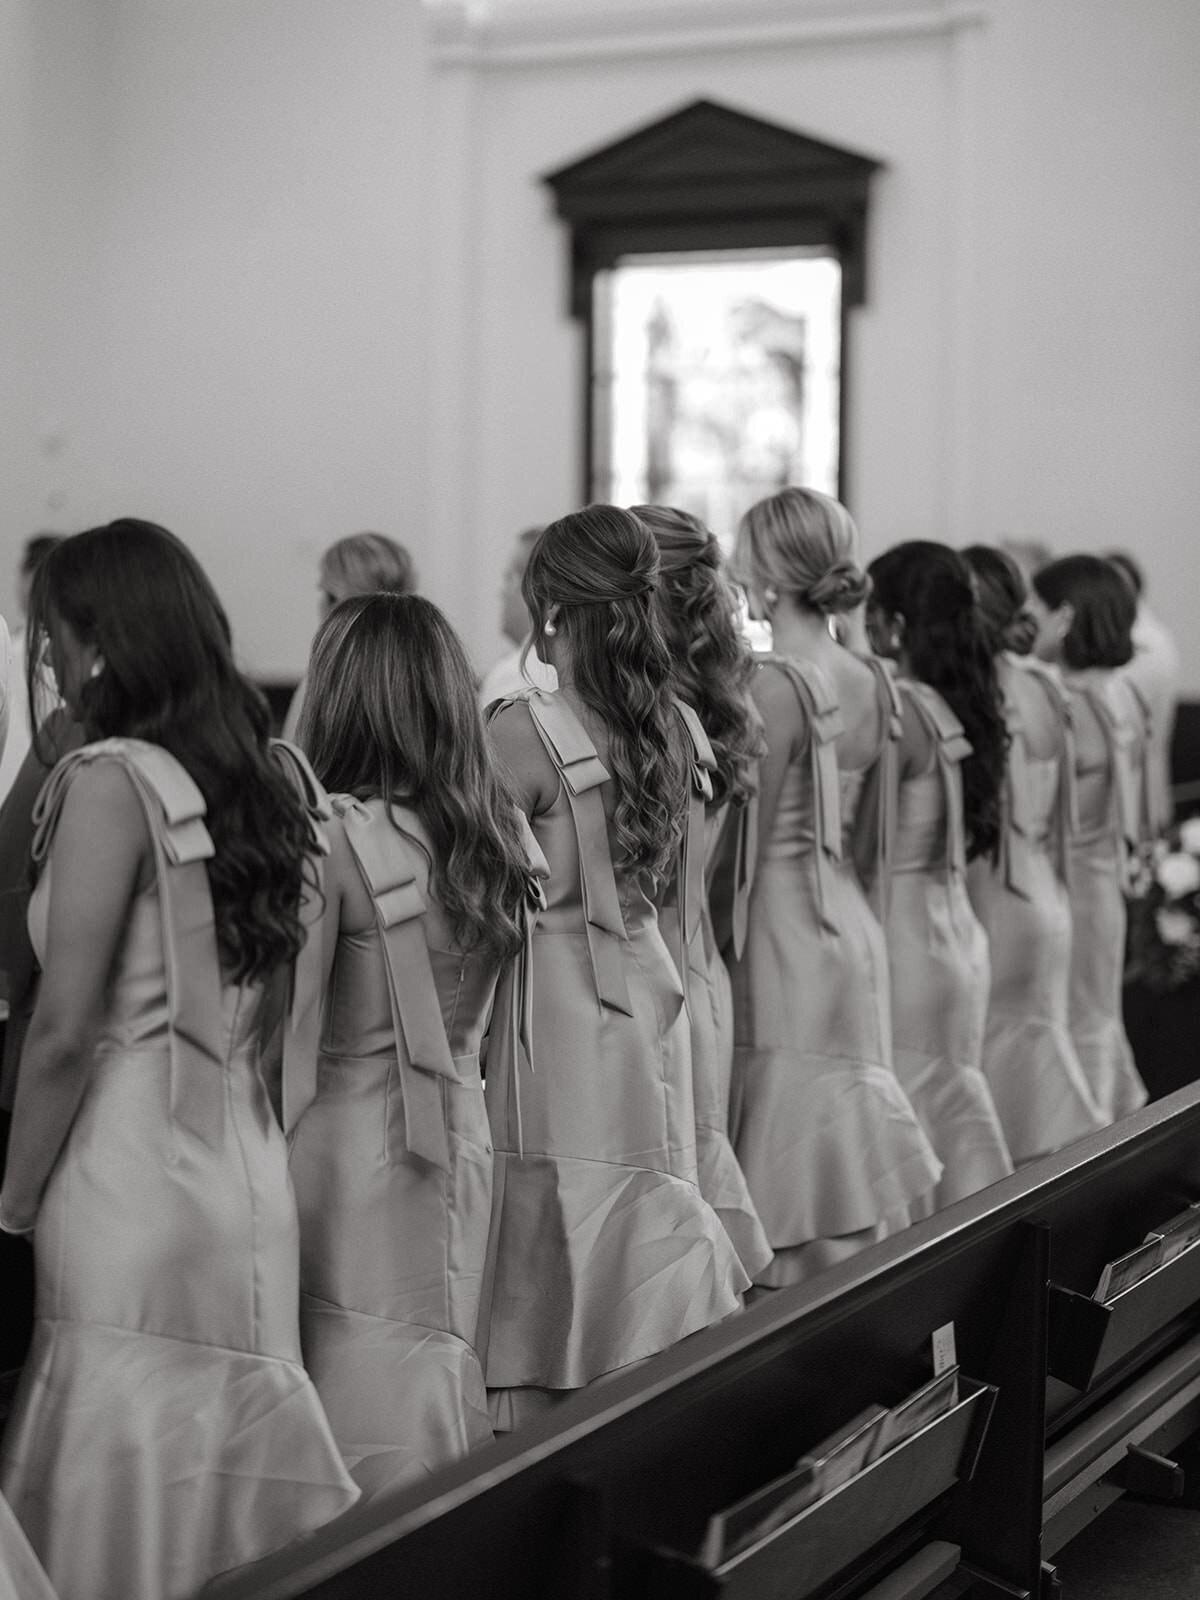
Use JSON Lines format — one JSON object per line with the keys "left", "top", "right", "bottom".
{"left": 481, "top": 506, "right": 747, "bottom": 1431}
{"left": 282, "top": 531, "right": 417, "bottom": 738}
{"left": 1030, "top": 554, "right": 1150, "bottom": 1122}
{"left": 0, "top": 536, "right": 61, "bottom": 807}
{"left": 962, "top": 545, "right": 1104, "bottom": 1161}
{"left": 728, "top": 490, "right": 940, "bottom": 1284}
{"left": 1107, "top": 549, "right": 1179, "bottom": 836}
{"left": 286, "top": 592, "right": 543, "bottom": 1494}
{"left": 0, "top": 520, "right": 357, "bottom": 1600}
{"left": 478, "top": 525, "right": 557, "bottom": 704}
{"left": 632, "top": 503, "right": 773, "bottom": 1282}
{"left": 866, "top": 541, "right": 1014, "bottom": 1208}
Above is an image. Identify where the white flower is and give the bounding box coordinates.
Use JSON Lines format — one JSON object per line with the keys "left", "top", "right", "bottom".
{"left": 1156, "top": 906, "right": 1197, "bottom": 947}
{"left": 1180, "top": 816, "right": 1200, "bottom": 857}
{"left": 1157, "top": 851, "right": 1200, "bottom": 899}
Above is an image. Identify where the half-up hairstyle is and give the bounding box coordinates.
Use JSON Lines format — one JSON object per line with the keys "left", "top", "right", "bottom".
{"left": 297, "top": 593, "right": 532, "bottom": 962}
{"left": 523, "top": 505, "right": 688, "bottom": 887}
{"left": 632, "top": 504, "right": 764, "bottom": 808}
{"left": 734, "top": 486, "right": 871, "bottom": 616}
{"left": 867, "top": 540, "right": 1008, "bottom": 861}
{"left": 961, "top": 544, "right": 1038, "bottom": 657}
{"left": 29, "top": 520, "right": 317, "bottom": 982}
{"left": 1031, "top": 555, "right": 1135, "bottom": 670}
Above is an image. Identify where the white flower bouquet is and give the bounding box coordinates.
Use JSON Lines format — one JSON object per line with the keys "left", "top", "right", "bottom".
{"left": 1127, "top": 816, "right": 1200, "bottom": 991}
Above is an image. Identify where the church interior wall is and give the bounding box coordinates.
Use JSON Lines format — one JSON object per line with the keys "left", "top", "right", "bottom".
{"left": 1, "top": 0, "right": 1197, "bottom": 688}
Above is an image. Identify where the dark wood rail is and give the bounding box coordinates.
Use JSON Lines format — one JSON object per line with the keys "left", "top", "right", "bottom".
{"left": 202, "top": 1083, "right": 1200, "bottom": 1600}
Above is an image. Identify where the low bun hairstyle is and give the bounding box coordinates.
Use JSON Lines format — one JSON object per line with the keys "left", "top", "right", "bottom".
{"left": 961, "top": 544, "right": 1038, "bottom": 657}
{"left": 867, "top": 541, "right": 1008, "bottom": 862}
{"left": 1031, "top": 555, "right": 1135, "bottom": 671}
{"left": 632, "top": 504, "right": 765, "bottom": 808}
{"left": 522, "top": 506, "right": 688, "bottom": 886}
{"left": 735, "top": 487, "right": 871, "bottom": 615}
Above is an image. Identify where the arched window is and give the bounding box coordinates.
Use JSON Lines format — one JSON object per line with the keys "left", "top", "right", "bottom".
{"left": 545, "top": 98, "right": 881, "bottom": 537}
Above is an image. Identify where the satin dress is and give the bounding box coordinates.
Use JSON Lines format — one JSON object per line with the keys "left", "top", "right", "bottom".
{"left": 967, "top": 658, "right": 1105, "bottom": 1162}
{"left": 1060, "top": 670, "right": 1150, "bottom": 1123}
{"left": 730, "top": 658, "right": 942, "bottom": 1285}
{"left": 885, "top": 684, "right": 1014, "bottom": 1209}
{"left": 0, "top": 740, "right": 357, "bottom": 1600}
{"left": 0, "top": 1495, "right": 54, "bottom": 1600}
{"left": 482, "top": 692, "right": 748, "bottom": 1428}
{"left": 285, "top": 796, "right": 544, "bottom": 1495}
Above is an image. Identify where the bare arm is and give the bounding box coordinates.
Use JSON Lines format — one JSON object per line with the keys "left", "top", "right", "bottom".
{"left": 748, "top": 664, "right": 808, "bottom": 878}
{"left": 0, "top": 761, "right": 148, "bottom": 1231}
{"left": 487, "top": 700, "right": 559, "bottom": 820}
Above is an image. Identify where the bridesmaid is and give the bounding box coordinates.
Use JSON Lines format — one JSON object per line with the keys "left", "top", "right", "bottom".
{"left": 1029, "top": 555, "right": 1150, "bottom": 1123}
{"left": 482, "top": 506, "right": 748, "bottom": 1430}
{"left": 866, "top": 541, "right": 1014, "bottom": 1208}
{"left": 0, "top": 521, "right": 357, "bottom": 1600}
{"left": 631, "top": 504, "right": 773, "bottom": 1282}
{"left": 961, "top": 546, "right": 1104, "bottom": 1162}
{"left": 728, "top": 488, "right": 941, "bottom": 1285}
{"left": 287, "top": 592, "right": 542, "bottom": 1495}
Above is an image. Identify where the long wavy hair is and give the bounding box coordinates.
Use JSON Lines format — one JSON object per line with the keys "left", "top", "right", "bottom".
{"left": 1031, "top": 555, "right": 1135, "bottom": 670}
{"left": 961, "top": 544, "right": 1038, "bottom": 656}
{"left": 523, "top": 505, "right": 688, "bottom": 886}
{"left": 735, "top": 486, "right": 872, "bottom": 615}
{"left": 29, "top": 520, "right": 316, "bottom": 982}
{"left": 632, "top": 504, "right": 764, "bottom": 808}
{"left": 297, "top": 592, "right": 532, "bottom": 961}
{"left": 867, "top": 541, "right": 1008, "bottom": 861}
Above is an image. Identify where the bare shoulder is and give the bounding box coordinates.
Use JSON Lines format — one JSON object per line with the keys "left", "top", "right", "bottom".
{"left": 56, "top": 757, "right": 151, "bottom": 849}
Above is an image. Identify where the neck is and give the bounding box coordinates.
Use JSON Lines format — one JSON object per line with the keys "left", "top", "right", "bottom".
{"left": 769, "top": 602, "right": 836, "bottom": 660}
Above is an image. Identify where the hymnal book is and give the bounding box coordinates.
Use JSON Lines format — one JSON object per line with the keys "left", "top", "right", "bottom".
{"left": 1092, "top": 1235, "right": 1165, "bottom": 1302}
{"left": 867, "top": 1367, "right": 960, "bottom": 1462}
{"left": 699, "top": 1404, "right": 888, "bottom": 1567}
{"left": 1144, "top": 1203, "right": 1200, "bottom": 1264}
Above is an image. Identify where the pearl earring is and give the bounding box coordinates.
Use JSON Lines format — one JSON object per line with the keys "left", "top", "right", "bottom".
{"left": 543, "top": 621, "right": 556, "bottom": 637}
{"left": 89, "top": 659, "right": 104, "bottom": 680}
{"left": 764, "top": 586, "right": 779, "bottom": 606}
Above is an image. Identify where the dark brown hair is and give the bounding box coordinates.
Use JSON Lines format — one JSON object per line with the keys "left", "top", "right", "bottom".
{"left": 632, "top": 504, "right": 764, "bottom": 807}
{"left": 30, "top": 519, "right": 317, "bottom": 982}
{"left": 297, "top": 592, "right": 532, "bottom": 960}
{"left": 523, "top": 505, "right": 688, "bottom": 886}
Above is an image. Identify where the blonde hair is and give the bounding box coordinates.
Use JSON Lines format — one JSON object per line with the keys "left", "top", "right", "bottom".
{"left": 735, "top": 487, "right": 869, "bottom": 615}
{"left": 319, "top": 532, "right": 416, "bottom": 599}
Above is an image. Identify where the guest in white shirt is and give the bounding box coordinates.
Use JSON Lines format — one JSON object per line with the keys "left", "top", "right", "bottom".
{"left": 1107, "top": 549, "right": 1180, "bottom": 835}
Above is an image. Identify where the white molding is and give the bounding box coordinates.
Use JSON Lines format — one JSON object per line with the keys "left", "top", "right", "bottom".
{"left": 425, "top": 0, "right": 989, "bottom": 70}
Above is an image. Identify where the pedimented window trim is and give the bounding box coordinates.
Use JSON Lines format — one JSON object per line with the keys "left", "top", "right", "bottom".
{"left": 543, "top": 97, "right": 883, "bottom": 500}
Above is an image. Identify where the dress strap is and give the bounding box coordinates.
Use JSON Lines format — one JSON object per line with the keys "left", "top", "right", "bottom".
{"left": 849, "top": 655, "right": 903, "bottom": 919}
{"left": 33, "top": 739, "right": 226, "bottom": 1146}
{"left": 1075, "top": 677, "right": 1145, "bottom": 855}
{"left": 522, "top": 692, "right": 634, "bottom": 1018}
{"left": 503, "top": 811, "right": 549, "bottom": 1158}
{"left": 900, "top": 682, "right": 973, "bottom": 880}
{"left": 764, "top": 657, "right": 845, "bottom": 934}
{"left": 334, "top": 799, "right": 462, "bottom": 1172}
{"left": 1009, "top": 659, "right": 1078, "bottom": 889}
{"left": 268, "top": 740, "right": 332, "bottom": 1134}
{"left": 664, "top": 700, "right": 716, "bottom": 1012}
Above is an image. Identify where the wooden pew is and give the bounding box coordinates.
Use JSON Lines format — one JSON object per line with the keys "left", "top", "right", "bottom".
{"left": 203, "top": 1083, "right": 1200, "bottom": 1600}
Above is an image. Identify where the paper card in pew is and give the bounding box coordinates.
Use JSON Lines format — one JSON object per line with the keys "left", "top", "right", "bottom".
{"left": 1144, "top": 1203, "right": 1200, "bottom": 1264}
{"left": 866, "top": 1366, "right": 960, "bottom": 1463}
{"left": 1092, "top": 1235, "right": 1165, "bottom": 1302}
{"left": 699, "top": 1405, "right": 888, "bottom": 1567}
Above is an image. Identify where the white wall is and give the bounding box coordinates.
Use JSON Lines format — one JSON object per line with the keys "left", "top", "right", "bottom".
{"left": 4, "top": 0, "right": 1200, "bottom": 686}
{"left": 428, "top": 0, "right": 1200, "bottom": 682}
{"left": 6, "top": 0, "right": 432, "bottom": 679}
